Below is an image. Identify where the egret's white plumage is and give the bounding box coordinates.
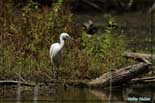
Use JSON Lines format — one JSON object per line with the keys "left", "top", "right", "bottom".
{"left": 50, "top": 33, "right": 70, "bottom": 67}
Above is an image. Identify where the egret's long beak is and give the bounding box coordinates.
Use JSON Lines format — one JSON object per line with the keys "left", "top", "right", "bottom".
{"left": 67, "top": 36, "right": 73, "bottom": 40}
{"left": 69, "top": 36, "right": 74, "bottom": 40}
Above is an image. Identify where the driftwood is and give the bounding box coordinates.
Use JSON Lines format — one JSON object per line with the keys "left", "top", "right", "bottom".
{"left": 123, "top": 52, "right": 154, "bottom": 64}
{"left": 88, "top": 62, "right": 150, "bottom": 88}
{"left": 129, "top": 77, "right": 155, "bottom": 84}
{"left": 87, "top": 52, "right": 155, "bottom": 88}
{"left": 0, "top": 80, "right": 35, "bottom": 87}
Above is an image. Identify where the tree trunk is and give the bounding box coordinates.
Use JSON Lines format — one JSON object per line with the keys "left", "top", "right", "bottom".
{"left": 88, "top": 62, "right": 150, "bottom": 88}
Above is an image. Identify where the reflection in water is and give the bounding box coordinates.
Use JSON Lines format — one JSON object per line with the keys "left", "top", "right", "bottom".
{"left": 89, "top": 84, "right": 155, "bottom": 103}
{"left": 109, "top": 72, "right": 112, "bottom": 103}
{"left": 16, "top": 83, "right": 21, "bottom": 103}
{"left": 122, "top": 88, "right": 129, "bottom": 100}
{"left": 33, "top": 85, "right": 39, "bottom": 103}
{"left": 1, "top": 83, "right": 155, "bottom": 103}
{"left": 16, "top": 83, "right": 39, "bottom": 103}
{"left": 89, "top": 89, "right": 108, "bottom": 100}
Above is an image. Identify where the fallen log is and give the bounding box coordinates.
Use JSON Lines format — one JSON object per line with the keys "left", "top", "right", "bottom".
{"left": 129, "top": 77, "right": 155, "bottom": 84}
{"left": 0, "top": 80, "right": 35, "bottom": 87}
{"left": 88, "top": 62, "right": 150, "bottom": 88}
{"left": 123, "top": 52, "right": 154, "bottom": 64}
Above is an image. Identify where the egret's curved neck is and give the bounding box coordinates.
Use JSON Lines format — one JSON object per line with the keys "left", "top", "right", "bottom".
{"left": 59, "top": 36, "right": 65, "bottom": 48}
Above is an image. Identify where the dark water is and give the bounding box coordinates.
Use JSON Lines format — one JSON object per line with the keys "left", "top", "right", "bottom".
{"left": 1, "top": 83, "right": 155, "bottom": 103}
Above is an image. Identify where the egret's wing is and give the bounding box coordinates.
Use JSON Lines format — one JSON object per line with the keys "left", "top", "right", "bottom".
{"left": 59, "top": 50, "right": 63, "bottom": 65}
{"left": 50, "top": 43, "right": 62, "bottom": 67}
{"left": 50, "top": 43, "right": 56, "bottom": 64}
{"left": 50, "top": 46, "right": 53, "bottom": 64}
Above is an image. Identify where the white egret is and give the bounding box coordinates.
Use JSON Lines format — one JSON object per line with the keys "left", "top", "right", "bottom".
{"left": 50, "top": 33, "right": 71, "bottom": 78}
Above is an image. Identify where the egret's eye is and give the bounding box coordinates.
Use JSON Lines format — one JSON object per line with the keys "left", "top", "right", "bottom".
{"left": 63, "top": 36, "right": 67, "bottom": 40}
{"left": 65, "top": 35, "right": 70, "bottom": 38}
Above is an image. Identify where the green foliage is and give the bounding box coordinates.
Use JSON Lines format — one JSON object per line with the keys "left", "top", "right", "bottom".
{"left": 22, "top": 0, "right": 39, "bottom": 13}
{"left": 81, "top": 22, "right": 126, "bottom": 78}
{"left": 1, "top": 1, "right": 127, "bottom": 81}
{"left": 60, "top": 20, "right": 126, "bottom": 79}
{"left": 82, "top": 18, "right": 126, "bottom": 77}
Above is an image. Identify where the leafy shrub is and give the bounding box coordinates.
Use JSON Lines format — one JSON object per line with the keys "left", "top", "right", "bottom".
{"left": 80, "top": 32, "right": 126, "bottom": 78}
{"left": 1, "top": 1, "right": 126, "bottom": 81}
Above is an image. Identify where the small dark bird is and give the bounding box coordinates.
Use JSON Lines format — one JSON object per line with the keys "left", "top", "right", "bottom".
{"left": 83, "top": 20, "right": 97, "bottom": 36}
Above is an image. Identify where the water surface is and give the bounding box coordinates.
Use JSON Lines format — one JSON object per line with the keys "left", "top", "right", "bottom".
{"left": 1, "top": 83, "right": 155, "bottom": 103}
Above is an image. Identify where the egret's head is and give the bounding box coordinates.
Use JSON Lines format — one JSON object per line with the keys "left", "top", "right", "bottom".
{"left": 60, "top": 32, "right": 71, "bottom": 40}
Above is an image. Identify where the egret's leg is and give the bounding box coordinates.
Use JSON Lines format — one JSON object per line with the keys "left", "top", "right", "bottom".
{"left": 55, "top": 66, "right": 59, "bottom": 80}
{"left": 53, "top": 65, "right": 59, "bottom": 80}
{"left": 52, "top": 65, "right": 57, "bottom": 79}
{"left": 52, "top": 65, "right": 59, "bottom": 101}
{"left": 57, "top": 64, "right": 63, "bottom": 80}
{"left": 57, "top": 66, "right": 61, "bottom": 80}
